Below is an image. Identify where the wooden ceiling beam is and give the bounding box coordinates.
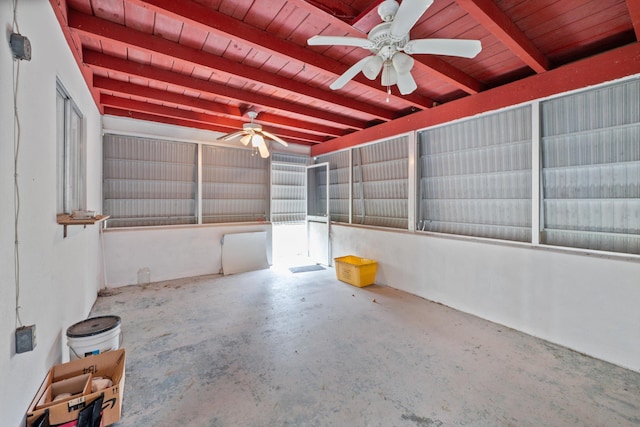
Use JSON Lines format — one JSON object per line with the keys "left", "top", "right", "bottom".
{"left": 104, "top": 107, "right": 315, "bottom": 146}
{"left": 456, "top": 0, "right": 550, "bottom": 73}
{"left": 82, "top": 49, "right": 367, "bottom": 131}
{"left": 48, "top": 0, "right": 102, "bottom": 110}
{"left": 101, "top": 95, "right": 328, "bottom": 143}
{"left": 420, "top": 55, "right": 484, "bottom": 94}
{"left": 68, "top": 9, "right": 398, "bottom": 122}
{"left": 351, "top": 1, "right": 385, "bottom": 33}
{"left": 93, "top": 76, "right": 348, "bottom": 137}
{"left": 627, "top": 0, "right": 640, "bottom": 40}
{"left": 132, "top": 0, "right": 433, "bottom": 109}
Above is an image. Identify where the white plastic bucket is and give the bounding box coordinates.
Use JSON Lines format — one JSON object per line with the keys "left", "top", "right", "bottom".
{"left": 66, "top": 315, "right": 122, "bottom": 360}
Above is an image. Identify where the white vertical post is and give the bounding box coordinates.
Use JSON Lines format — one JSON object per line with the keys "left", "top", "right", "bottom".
{"left": 348, "top": 148, "right": 353, "bottom": 224}
{"left": 531, "top": 101, "right": 541, "bottom": 245}
{"left": 197, "top": 143, "right": 203, "bottom": 225}
{"left": 407, "top": 131, "right": 417, "bottom": 232}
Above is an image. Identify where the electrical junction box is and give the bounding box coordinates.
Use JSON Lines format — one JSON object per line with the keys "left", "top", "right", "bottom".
{"left": 10, "top": 32, "right": 31, "bottom": 61}
{"left": 16, "top": 325, "right": 37, "bottom": 353}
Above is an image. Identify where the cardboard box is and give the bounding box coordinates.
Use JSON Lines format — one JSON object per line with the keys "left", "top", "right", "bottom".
{"left": 26, "top": 349, "right": 125, "bottom": 427}
{"left": 35, "top": 373, "right": 92, "bottom": 410}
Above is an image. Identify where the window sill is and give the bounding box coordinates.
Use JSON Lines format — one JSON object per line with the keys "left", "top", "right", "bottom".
{"left": 57, "top": 214, "right": 110, "bottom": 238}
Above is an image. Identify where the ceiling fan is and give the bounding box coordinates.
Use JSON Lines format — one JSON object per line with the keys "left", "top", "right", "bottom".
{"left": 307, "top": 0, "right": 482, "bottom": 96}
{"left": 219, "top": 111, "right": 288, "bottom": 158}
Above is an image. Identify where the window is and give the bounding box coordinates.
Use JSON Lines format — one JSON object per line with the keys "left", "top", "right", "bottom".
{"left": 541, "top": 79, "right": 640, "bottom": 254}
{"left": 270, "top": 153, "right": 308, "bottom": 224}
{"left": 103, "top": 135, "right": 271, "bottom": 227}
{"left": 417, "top": 107, "right": 532, "bottom": 242}
{"left": 202, "top": 145, "right": 268, "bottom": 223}
{"left": 316, "top": 151, "right": 350, "bottom": 223}
{"left": 103, "top": 135, "right": 197, "bottom": 227}
{"left": 56, "top": 82, "right": 85, "bottom": 214}
{"left": 352, "top": 136, "right": 408, "bottom": 229}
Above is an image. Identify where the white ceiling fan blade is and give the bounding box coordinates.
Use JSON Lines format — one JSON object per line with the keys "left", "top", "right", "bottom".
{"left": 396, "top": 71, "right": 418, "bottom": 95}
{"left": 362, "top": 55, "right": 383, "bottom": 80}
{"left": 221, "top": 130, "right": 245, "bottom": 141}
{"left": 240, "top": 134, "right": 251, "bottom": 146}
{"left": 258, "top": 143, "right": 270, "bottom": 158}
{"left": 330, "top": 56, "right": 373, "bottom": 90}
{"left": 261, "top": 130, "right": 288, "bottom": 147}
{"left": 404, "top": 39, "right": 482, "bottom": 58}
{"left": 390, "top": 0, "right": 434, "bottom": 39}
{"left": 307, "top": 35, "right": 374, "bottom": 49}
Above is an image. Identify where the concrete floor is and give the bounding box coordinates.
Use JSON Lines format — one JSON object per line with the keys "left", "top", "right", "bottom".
{"left": 91, "top": 266, "right": 640, "bottom": 427}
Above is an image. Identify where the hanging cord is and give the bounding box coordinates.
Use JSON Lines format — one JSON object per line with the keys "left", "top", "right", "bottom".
{"left": 13, "top": 0, "right": 23, "bottom": 328}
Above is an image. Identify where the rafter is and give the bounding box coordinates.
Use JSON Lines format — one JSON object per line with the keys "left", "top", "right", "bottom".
{"left": 105, "top": 107, "right": 313, "bottom": 146}
{"left": 351, "top": 1, "right": 385, "bottom": 33}
{"left": 101, "top": 95, "right": 326, "bottom": 144}
{"left": 93, "top": 76, "right": 348, "bottom": 137}
{"left": 68, "top": 10, "right": 400, "bottom": 122}
{"left": 82, "top": 49, "right": 365, "bottom": 131}
{"left": 130, "top": 0, "right": 433, "bottom": 109}
{"left": 456, "top": 0, "right": 550, "bottom": 73}
{"left": 627, "top": 0, "right": 640, "bottom": 40}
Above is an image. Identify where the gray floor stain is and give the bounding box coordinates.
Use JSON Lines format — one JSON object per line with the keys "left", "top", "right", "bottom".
{"left": 401, "top": 414, "right": 444, "bottom": 427}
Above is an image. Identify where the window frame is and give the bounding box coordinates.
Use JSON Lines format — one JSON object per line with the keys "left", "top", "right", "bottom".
{"left": 56, "top": 80, "right": 86, "bottom": 215}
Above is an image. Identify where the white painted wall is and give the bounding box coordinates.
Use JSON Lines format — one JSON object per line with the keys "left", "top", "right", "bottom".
{"left": 330, "top": 224, "right": 640, "bottom": 372}
{"left": 0, "top": 2, "right": 104, "bottom": 425}
{"left": 103, "top": 223, "right": 272, "bottom": 287}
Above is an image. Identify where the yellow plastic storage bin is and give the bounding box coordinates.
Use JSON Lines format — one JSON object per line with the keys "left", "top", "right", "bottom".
{"left": 334, "top": 255, "right": 378, "bottom": 287}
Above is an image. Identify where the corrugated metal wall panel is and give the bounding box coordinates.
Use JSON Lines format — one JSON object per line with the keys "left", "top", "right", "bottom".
{"left": 418, "top": 106, "right": 532, "bottom": 242}
{"left": 352, "top": 136, "right": 408, "bottom": 229}
{"left": 103, "top": 135, "right": 197, "bottom": 227}
{"left": 541, "top": 79, "right": 640, "bottom": 254}
{"left": 316, "top": 151, "right": 350, "bottom": 223}
{"left": 271, "top": 162, "right": 306, "bottom": 224}
{"left": 202, "top": 145, "right": 268, "bottom": 224}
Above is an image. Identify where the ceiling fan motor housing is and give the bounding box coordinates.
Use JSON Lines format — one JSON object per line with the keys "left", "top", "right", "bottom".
{"left": 243, "top": 122, "right": 261, "bottom": 132}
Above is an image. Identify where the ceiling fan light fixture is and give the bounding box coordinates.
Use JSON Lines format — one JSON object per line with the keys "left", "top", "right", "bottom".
{"left": 392, "top": 52, "right": 414, "bottom": 74}
{"left": 378, "top": 0, "right": 399, "bottom": 22}
{"left": 363, "top": 56, "right": 383, "bottom": 80}
{"left": 240, "top": 134, "right": 252, "bottom": 146}
{"left": 381, "top": 61, "right": 397, "bottom": 86}
{"left": 251, "top": 133, "right": 265, "bottom": 147}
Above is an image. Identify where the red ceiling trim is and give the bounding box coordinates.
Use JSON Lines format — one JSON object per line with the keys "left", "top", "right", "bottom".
{"left": 132, "top": 0, "right": 433, "bottom": 109}
{"left": 288, "top": 0, "right": 483, "bottom": 95}
{"left": 627, "top": 0, "right": 640, "bottom": 41}
{"left": 93, "top": 76, "right": 347, "bottom": 137}
{"left": 456, "top": 0, "right": 550, "bottom": 73}
{"left": 68, "top": 10, "right": 398, "bottom": 122}
{"left": 82, "top": 49, "right": 366, "bottom": 131}
{"left": 312, "top": 42, "right": 640, "bottom": 156}
{"left": 100, "top": 95, "right": 328, "bottom": 144}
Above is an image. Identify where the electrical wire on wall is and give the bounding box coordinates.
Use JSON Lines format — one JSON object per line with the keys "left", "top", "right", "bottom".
{"left": 13, "top": 0, "right": 23, "bottom": 329}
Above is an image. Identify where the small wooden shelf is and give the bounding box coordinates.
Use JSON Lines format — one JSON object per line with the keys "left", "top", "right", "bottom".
{"left": 57, "top": 214, "right": 110, "bottom": 238}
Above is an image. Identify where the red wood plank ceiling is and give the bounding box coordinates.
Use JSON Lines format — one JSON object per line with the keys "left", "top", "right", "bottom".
{"left": 50, "top": 0, "right": 638, "bottom": 151}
